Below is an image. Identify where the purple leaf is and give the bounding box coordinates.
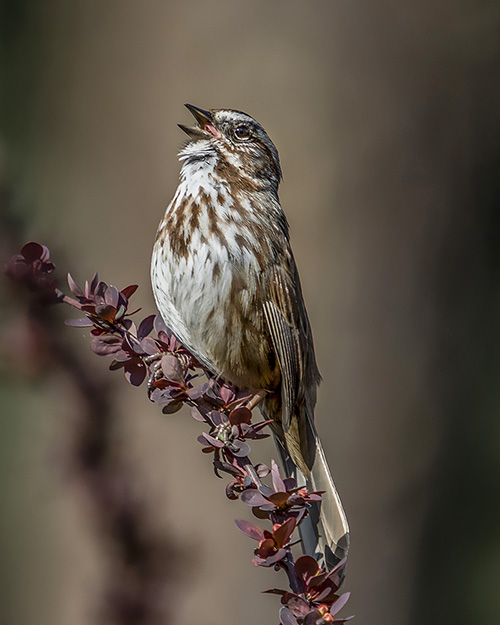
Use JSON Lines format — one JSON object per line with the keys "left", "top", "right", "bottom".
{"left": 67, "top": 273, "right": 84, "bottom": 297}
{"left": 211, "top": 411, "right": 227, "bottom": 426}
{"left": 279, "top": 607, "right": 298, "bottom": 625}
{"left": 104, "top": 285, "right": 119, "bottom": 308}
{"left": 89, "top": 272, "right": 99, "bottom": 295}
{"left": 234, "top": 519, "right": 265, "bottom": 541}
{"left": 161, "top": 354, "right": 185, "bottom": 384}
{"left": 284, "top": 594, "right": 311, "bottom": 617}
{"left": 303, "top": 609, "right": 322, "bottom": 625}
{"left": 162, "top": 399, "right": 183, "bottom": 414}
{"left": 154, "top": 313, "right": 168, "bottom": 335}
{"left": 240, "top": 490, "right": 270, "bottom": 507}
{"left": 263, "top": 588, "right": 288, "bottom": 596}
{"left": 65, "top": 318, "right": 93, "bottom": 327}
{"left": 95, "top": 281, "right": 108, "bottom": 303}
{"left": 200, "top": 432, "right": 224, "bottom": 448}
{"left": 229, "top": 439, "right": 251, "bottom": 457}
{"left": 139, "top": 337, "right": 158, "bottom": 355}
{"left": 258, "top": 484, "right": 275, "bottom": 498}
{"left": 271, "top": 459, "right": 286, "bottom": 493}
{"left": 124, "top": 362, "right": 146, "bottom": 386}
{"left": 190, "top": 407, "right": 206, "bottom": 421}
{"left": 327, "top": 557, "right": 348, "bottom": 579}
{"left": 186, "top": 382, "right": 210, "bottom": 400}
{"left": 214, "top": 461, "right": 244, "bottom": 478}
{"left": 137, "top": 314, "right": 156, "bottom": 339}
{"left": 330, "top": 592, "right": 351, "bottom": 617}
{"left": 255, "top": 463, "right": 270, "bottom": 477}
{"left": 314, "top": 585, "right": 336, "bottom": 603}
{"left": 219, "top": 384, "right": 234, "bottom": 405}
{"left": 90, "top": 335, "right": 123, "bottom": 355}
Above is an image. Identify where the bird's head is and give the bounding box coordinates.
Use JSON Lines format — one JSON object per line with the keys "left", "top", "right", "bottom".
{"left": 179, "top": 104, "right": 282, "bottom": 187}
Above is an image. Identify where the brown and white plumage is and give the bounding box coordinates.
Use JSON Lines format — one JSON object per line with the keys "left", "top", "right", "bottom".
{"left": 151, "top": 104, "right": 349, "bottom": 567}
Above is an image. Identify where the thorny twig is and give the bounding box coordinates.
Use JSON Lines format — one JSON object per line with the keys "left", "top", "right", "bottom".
{"left": 6, "top": 242, "right": 353, "bottom": 625}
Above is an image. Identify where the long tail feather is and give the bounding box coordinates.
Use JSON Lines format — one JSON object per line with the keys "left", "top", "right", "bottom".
{"left": 272, "top": 422, "right": 350, "bottom": 571}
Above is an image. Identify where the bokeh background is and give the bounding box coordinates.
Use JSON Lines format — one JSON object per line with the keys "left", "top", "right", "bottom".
{"left": 2, "top": 1, "right": 500, "bottom": 624}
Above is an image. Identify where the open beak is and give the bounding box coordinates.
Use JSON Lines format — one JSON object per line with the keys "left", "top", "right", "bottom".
{"left": 178, "top": 104, "right": 219, "bottom": 139}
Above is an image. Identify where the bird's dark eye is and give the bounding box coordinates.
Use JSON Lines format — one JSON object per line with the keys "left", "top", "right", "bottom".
{"left": 234, "top": 125, "right": 251, "bottom": 141}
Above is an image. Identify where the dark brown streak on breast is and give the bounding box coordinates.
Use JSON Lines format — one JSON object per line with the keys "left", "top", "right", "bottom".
{"left": 164, "top": 196, "right": 192, "bottom": 260}
{"left": 189, "top": 201, "right": 201, "bottom": 230}
{"left": 201, "top": 189, "right": 228, "bottom": 247}
{"left": 212, "top": 261, "right": 221, "bottom": 279}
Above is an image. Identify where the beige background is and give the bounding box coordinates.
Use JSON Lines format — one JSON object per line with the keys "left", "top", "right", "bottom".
{"left": 2, "top": 1, "right": 500, "bottom": 624}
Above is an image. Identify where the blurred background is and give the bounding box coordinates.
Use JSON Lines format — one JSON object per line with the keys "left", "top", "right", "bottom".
{"left": 2, "top": 1, "right": 500, "bottom": 624}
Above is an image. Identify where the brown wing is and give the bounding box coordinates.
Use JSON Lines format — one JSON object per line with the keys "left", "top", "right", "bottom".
{"left": 263, "top": 260, "right": 350, "bottom": 568}
{"left": 262, "top": 258, "right": 320, "bottom": 434}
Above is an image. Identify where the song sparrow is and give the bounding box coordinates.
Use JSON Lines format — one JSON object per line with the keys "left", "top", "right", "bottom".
{"left": 151, "top": 104, "right": 349, "bottom": 565}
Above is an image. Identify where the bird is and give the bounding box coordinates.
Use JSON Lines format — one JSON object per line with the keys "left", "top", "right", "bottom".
{"left": 151, "top": 104, "right": 349, "bottom": 568}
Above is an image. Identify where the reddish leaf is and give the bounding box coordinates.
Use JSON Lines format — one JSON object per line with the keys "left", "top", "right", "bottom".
{"left": 314, "top": 585, "right": 336, "bottom": 602}
{"left": 94, "top": 304, "right": 116, "bottom": 321}
{"left": 234, "top": 519, "right": 265, "bottom": 541}
{"left": 228, "top": 406, "right": 252, "bottom": 426}
{"left": 294, "top": 555, "right": 320, "bottom": 581}
{"left": 120, "top": 284, "right": 138, "bottom": 299}
{"left": 254, "top": 548, "right": 287, "bottom": 566}
{"left": 268, "top": 492, "right": 290, "bottom": 507}
{"left": 273, "top": 517, "right": 296, "bottom": 547}
{"left": 21, "top": 241, "right": 43, "bottom": 262}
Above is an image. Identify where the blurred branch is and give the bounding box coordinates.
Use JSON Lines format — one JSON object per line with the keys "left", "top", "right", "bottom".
{"left": 3, "top": 237, "right": 179, "bottom": 625}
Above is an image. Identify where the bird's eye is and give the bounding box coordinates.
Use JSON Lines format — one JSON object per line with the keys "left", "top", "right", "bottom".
{"left": 234, "top": 125, "right": 251, "bottom": 141}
